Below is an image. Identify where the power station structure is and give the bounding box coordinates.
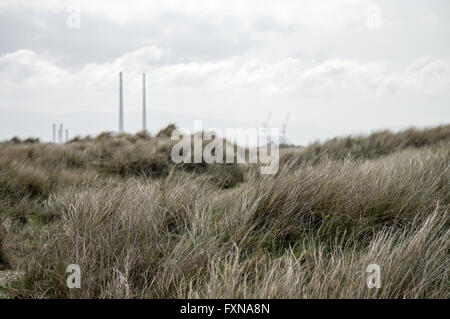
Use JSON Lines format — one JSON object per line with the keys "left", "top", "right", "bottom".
{"left": 58, "top": 124, "right": 63, "bottom": 143}
{"left": 52, "top": 123, "right": 69, "bottom": 144}
{"left": 52, "top": 71, "right": 148, "bottom": 143}
{"left": 49, "top": 72, "right": 290, "bottom": 145}
{"left": 142, "top": 73, "right": 147, "bottom": 131}
{"left": 52, "top": 123, "right": 56, "bottom": 143}
{"left": 261, "top": 112, "right": 290, "bottom": 146}
{"left": 280, "top": 113, "right": 290, "bottom": 145}
{"left": 118, "top": 71, "right": 148, "bottom": 133}
{"left": 262, "top": 112, "right": 272, "bottom": 145}
{"left": 119, "top": 72, "right": 124, "bottom": 133}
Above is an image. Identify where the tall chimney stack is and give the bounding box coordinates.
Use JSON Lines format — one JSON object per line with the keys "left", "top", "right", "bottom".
{"left": 58, "top": 124, "right": 63, "bottom": 144}
{"left": 65, "top": 129, "right": 69, "bottom": 143}
{"left": 52, "top": 123, "right": 56, "bottom": 143}
{"left": 142, "top": 73, "right": 147, "bottom": 131}
{"left": 119, "top": 72, "right": 124, "bottom": 133}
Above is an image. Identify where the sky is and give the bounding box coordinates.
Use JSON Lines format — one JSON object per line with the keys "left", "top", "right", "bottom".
{"left": 0, "top": 0, "right": 449, "bottom": 144}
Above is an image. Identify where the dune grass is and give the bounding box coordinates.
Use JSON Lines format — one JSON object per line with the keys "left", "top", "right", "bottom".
{"left": 0, "top": 125, "right": 449, "bottom": 298}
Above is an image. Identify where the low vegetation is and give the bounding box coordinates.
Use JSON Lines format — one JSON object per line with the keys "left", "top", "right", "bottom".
{"left": 0, "top": 124, "right": 448, "bottom": 298}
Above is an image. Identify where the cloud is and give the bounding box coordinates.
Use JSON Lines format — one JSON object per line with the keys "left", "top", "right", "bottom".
{"left": 0, "top": 49, "right": 68, "bottom": 88}
{"left": 1, "top": 1, "right": 449, "bottom": 68}
{"left": 0, "top": 1, "right": 258, "bottom": 67}
{"left": 1, "top": 47, "right": 449, "bottom": 113}
{"left": 0, "top": 1, "right": 449, "bottom": 135}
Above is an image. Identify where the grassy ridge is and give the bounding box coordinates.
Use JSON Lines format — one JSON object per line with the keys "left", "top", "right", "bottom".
{"left": 0, "top": 125, "right": 449, "bottom": 298}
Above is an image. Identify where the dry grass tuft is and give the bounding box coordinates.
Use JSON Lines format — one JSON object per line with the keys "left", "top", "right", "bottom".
{"left": 0, "top": 124, "right": 448, "bottom": 298}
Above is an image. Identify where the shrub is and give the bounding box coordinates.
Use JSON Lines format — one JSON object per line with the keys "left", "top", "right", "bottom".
{"left": 156, "top": 123, "right": 177, "bottom": 138}
{"left": 9, "top": 136, "right": 21, "bottom": 144}
{"left": 95, "top": 132, "right": 114, "bottom": 141}
{"left": 23, "top": 137, "right": 40, "bottom": 144}
{"left": 135, "top": 131, "right": 152, "bottom": 140}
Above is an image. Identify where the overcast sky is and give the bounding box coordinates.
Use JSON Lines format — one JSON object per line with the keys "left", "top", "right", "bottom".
{"left": 0, "top": 0, "right": 449, "bottom": 142}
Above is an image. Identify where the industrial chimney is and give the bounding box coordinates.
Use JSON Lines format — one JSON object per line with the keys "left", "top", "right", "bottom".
{"left": 119, "top": 72, "right": 124, "bottom": 133}
{"left": 65, "top": 129, "right": 69, "bottom": 143}
{"left": 58, "top": 124, "right": 63, "bottom": 144}
{"left": 142, "top": 73, "right": 147, "bottom": 131}
{"left": 52, "top": 123, "right": 56, "bottom": 143}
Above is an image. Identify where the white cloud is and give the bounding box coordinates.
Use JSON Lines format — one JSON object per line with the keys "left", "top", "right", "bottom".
{"left": 1, "top": 47, "right": 449, "bottom": 113}
{"left": 0, "top": 49, "right": 69, "bottom": 88}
